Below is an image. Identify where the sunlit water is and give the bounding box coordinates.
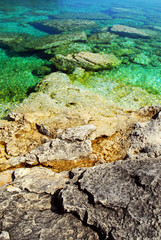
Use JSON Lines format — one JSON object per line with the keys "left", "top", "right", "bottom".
{"left": 0, "top": 0, "right": 161, "bottom": 117}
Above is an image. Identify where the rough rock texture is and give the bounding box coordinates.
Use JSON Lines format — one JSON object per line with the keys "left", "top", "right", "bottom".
{"left": 23, "top": 31, "right": 87, "bottom": 50}
{"left": 60, "top": 157, "right": 161, "bottom": 240}
{"left": 0, "top": 106, "right": 161, "bottom": 239}
{"left": 1, "top": 101, "right": 161, "bottom": 173}
{"left": 0, "top": 114, "right": 44, "bottom": 171}
{"left": 8, "top": 124, "right": 96, "bottom": 171}
{"left": 87, "top": 31, "right": 117, "bottom": 43}
{"left": 0, "top": 231, "right": 10, "bottom": 240}
{"left": 0, "top": 158, "right": 160, "bottom": 239}
{"left": 31, "top": 19, "right": 97, "bottom": 33}
{"left": 0, "top": 32, "right": 33, "bottom": 52}
{"left": 51, "top": 52, "right": 121, "bottom": 72}
{"left": 128, "top": 110, "right": 161, "bottom": 159}
{"left": 13, "top": 167, "right": 69, "bottom": 194}
{"left": 110, "top": 25, "right": 158, "bottom": 38}
{"left": 13, "top": 72, "right": 121, "bottom": 116}
{"left": 0, "top": 170, "right": 99, "bottom": 240}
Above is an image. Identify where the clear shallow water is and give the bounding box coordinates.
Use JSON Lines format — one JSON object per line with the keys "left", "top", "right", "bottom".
{"left": 0, "top": 0, "right": 161, "bottom": 117}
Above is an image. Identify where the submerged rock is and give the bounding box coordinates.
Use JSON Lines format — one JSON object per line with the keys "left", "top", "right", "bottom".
{"left": 23, "top": 31, "right": 87, "bottom": 50}
{"left": 0, "top": 32, "right": 34, "bottom": 52}
{"left": 45, "top": 42, "right": 92, "bottom": 56}
{"left": 131, "top": 53, "right": 151, "bottom": 65}
{"left": 51, "top": 52, "right": 121, "bottom": 71}
{"left": 87, "top": 31, "right": 118, "bottom": 43}
{"left": 110, "top": 25, "right": 158, "bottom": 38}
{"left": 31, "top": 19, "right": 97, "bottom": 33}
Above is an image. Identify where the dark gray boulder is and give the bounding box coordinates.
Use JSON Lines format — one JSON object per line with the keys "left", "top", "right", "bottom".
{"left": 60, "top": 157, "right": 161, "bottom": 240}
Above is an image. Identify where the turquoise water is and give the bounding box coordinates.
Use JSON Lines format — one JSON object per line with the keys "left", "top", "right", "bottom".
{"left": 0, "top": 0, "right": 161, "bottom": 117}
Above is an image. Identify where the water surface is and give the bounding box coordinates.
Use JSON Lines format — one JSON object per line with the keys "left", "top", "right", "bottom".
{"left": 0, "top": 0, "right": 161, "bottom": 117}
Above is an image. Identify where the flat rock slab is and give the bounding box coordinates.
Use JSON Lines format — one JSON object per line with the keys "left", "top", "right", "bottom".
{"left": 23, "top": 31, "right": 87, "bottom": 50}
{"left": 51, "top": 51, "right": 121, "bottom": 71}
{"left": 31, "top": 19, "right": 97, "bottom": 33}
{"left": 50, "top": 12, "right": 112, "bottom": 20}
{"left": 110, "top": 25, "right": 158, "bottom": 38}
{"left": 9, "top": 124, "right": 95, "bottom": 168}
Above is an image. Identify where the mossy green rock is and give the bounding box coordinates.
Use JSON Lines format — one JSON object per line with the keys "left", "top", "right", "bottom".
{"left": 24, "top": 31, "right": 87, "bottom": 50}
{"left": 31, "top": 19, "right": 97, "bottom": 33}
{"left": 51, "top": 52, "right": 121, "bottom": 72}
{"left": 45, "top": 42, "right": 92, "bottom": 56}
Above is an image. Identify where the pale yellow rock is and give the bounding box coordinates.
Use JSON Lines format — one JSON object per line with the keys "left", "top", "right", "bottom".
{"left": 0, "top": 170, "right": 13, "bottom": 186}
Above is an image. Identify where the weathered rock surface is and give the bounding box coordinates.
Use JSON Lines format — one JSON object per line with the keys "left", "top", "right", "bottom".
{"left": 0, "top": 231, "right": 10, "bottom": 240}
{"left": 58, "top": 124, "right": 96, "bottom": 141}
{"left": 0, "top": 171, "right": 99, "bottom": 240}
{"left": 31, "top": 19, "right": 97, "bottom": 33}
{"left": 13, "top": 167, "right": 69, "bottom": 194}
{"left": 23, "top": 31, "right": 87, "bottom": 50}
{"left": 0, "top": 105, "right": 161, "bottom": 239}
{"left": 51, "top": 52, "right": 121, "bottom": 71}
{"left": 60, "top": 157, "right": 161, "bottom": 240}
{"left": 0, "top": 32, "right": 33, "bottom": 52}
{"left": 110, "top": 25, "right": 158, "bottom": 38}
{"left": 87, "top": 31, "right": 117, "bottom": 43}
{"left": 45, "top": 42, "right": 92, "bottom": 56}
{"left": 0, "top": 157, "right": 160, "bottom": 239}
{"left": 8, "top": 124, "right": 95, "bottom": 170}
{"left": 128, "top": 110, "right": 161, "bottom": 159}
{"left": 1, "top": 91, "right": 161, "bottom": 172}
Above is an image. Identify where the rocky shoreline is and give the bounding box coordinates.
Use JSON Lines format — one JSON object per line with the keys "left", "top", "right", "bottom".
{"left": 0, "top": 12, "right": 161, "bottom": 239}
{"left": 0, "top": 104, "right": 161, "bottom": 239}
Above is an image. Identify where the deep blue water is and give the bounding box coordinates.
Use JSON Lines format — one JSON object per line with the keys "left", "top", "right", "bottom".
{"left": 0, "top": 0, "right": 161, "bottom": 117}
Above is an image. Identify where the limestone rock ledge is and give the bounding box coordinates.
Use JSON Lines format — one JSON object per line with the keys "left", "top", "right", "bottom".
{"left": 0, "top": 107, "right": 161, "bottom": 239}
{"left": 0, "top": 157, "right": 160, "bottom": 239}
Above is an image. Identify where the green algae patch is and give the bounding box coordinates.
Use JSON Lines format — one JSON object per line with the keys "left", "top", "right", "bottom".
{"left": 0, "top": 49, "right": 51, "bottom": 104}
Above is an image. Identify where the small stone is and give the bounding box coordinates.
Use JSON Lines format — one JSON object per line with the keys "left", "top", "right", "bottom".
{"left": 59, "top": 124, "right": 96, "bottom": 141}
{"left": 0, "top": 231, "right": 10, "bottom": 240}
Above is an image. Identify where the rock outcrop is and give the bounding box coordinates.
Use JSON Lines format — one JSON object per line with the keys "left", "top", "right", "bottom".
{"left": 0, "top": 167, "right": 99, "bottom": 240}
{"left": 9, "top": 124, "right": 96, "bottom": 170}
{"left": 31, "top": 19, "right": 97, "bottom": 33}
{"left": 51, "top": 52, "right": 121, "bottom": 72}
{"left": 0, "top": 156, "right": 160, "bottom": 239}
{"left": 110, "top": 25, "right": 158, "bottom": 38}
{"left": 127, "top": 110, "right": 161, "bottom": 159}
{"left": 0, "top": 106, "right": 161, "bottom": 239}
{"left": 24, "top": 31, "right": 87, "bottom": 50}
{"left": 60, "top": 157, "right": 161, "bottom": 240}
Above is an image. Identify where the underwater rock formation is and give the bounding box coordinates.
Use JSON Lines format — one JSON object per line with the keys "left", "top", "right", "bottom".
{"left": 31, "top": 19, "right": 97, "bottom": 33}
{"left": 23, "top": 31, "right": 87, "bottom": 50}
{"left": 110, "top": 25, "right": 158, "bottom": 38}
{"left": 51, "top": 52, "right": 121, "bottom": 72}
